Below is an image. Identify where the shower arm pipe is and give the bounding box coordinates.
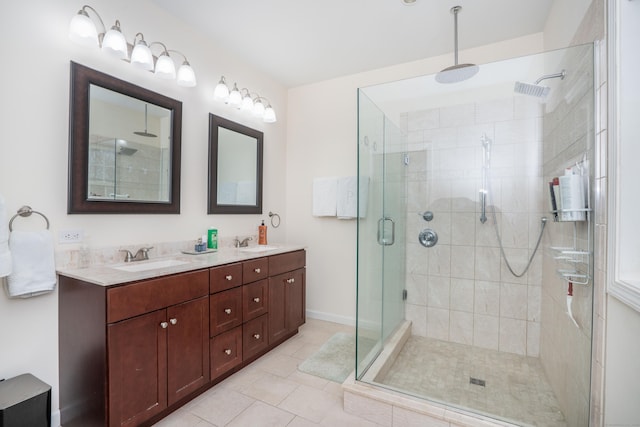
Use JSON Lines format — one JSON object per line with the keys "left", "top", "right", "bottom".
{"left": 452, "top": 6, "right": 461, "bottom": 66}
{"left": 535, "top": 69, "right": 566, "bottom": 84}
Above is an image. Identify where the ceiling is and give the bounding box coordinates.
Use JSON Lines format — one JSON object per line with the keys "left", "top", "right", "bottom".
{"left": 152, "top": 0, "right": 554, "bottom": 88}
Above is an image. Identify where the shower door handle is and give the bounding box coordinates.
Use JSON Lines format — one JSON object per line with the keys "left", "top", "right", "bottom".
{"left": 377, "top": 217, "right": 395, "bottom": 246}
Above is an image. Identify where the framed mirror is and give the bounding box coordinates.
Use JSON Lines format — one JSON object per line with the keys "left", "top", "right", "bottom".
{"left": 68, "top": 62, "right": 182, "bottom": 214}
{"left": 208, "top": 114, "right": 263, "bottom": 214}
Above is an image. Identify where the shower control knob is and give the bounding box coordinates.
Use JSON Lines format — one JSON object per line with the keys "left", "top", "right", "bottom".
{"left": 419, "top": 228, "right": 438, "bottom": 248}
{"left": 420, "top": 211, "right": 434, "bottom": 222}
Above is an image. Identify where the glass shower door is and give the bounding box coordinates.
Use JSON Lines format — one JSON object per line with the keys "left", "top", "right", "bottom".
{"left": 356, "top": 90, "right": 406, "bottom": 379}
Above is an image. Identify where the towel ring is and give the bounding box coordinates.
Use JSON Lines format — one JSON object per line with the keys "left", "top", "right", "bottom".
{"left": 268, "top": 211, "right": 281, "bottom": 228}
{"left": 8, "top": 205, "right": 50, "bottom": 231}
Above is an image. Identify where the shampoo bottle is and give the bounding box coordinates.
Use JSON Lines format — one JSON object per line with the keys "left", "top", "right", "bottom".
{"left": 258, "top": 220, "right": 267, "bottom": 245}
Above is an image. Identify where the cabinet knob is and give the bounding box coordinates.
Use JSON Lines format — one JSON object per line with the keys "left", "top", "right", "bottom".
{"left": 254, "top": 268, "right": 261, "bottom": 273}
{"left": 287, "top": 278, "right": 295, "bottom": 284}
{"left": 224, "top": 308, "right": 232, "bottom": 315}
{"left": 253, "top": 297, "right": 260, "bottom": 303}
{"left": 169, "top": 318, "right": 177, "bottom": 325}
{"left": 253, "top": 333, "right": 260, "bottom": 340}
{"left": 224, "top": 349, "right": 232, "bottom": 355}
{"left": 160, "top": 322, "right": 168, "bottom": 329}
{"left": 225, "top": 275, "right": 233, "bottom": 281}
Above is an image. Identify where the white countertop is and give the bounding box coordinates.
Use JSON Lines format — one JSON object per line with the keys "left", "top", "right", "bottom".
{"left": 57, "top": 244, "right": 306, "bottom": 287}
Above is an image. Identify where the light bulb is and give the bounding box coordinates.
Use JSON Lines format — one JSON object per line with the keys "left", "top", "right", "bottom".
{"left": 241, "top": 93, "right": 254, "bottom": 111}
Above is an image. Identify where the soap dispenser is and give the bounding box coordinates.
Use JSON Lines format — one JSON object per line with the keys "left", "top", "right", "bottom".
{"left": 258, "top": 220, "right": 267, "bottom": 245}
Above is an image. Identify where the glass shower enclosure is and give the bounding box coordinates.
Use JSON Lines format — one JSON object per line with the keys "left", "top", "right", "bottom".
{"left": 356, "top": 43, "right": 595, "bottom": 426}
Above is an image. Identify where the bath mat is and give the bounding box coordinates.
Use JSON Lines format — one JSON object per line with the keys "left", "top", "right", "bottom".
{"left": 298, "top": 332, "right": 356, "bottom": 383}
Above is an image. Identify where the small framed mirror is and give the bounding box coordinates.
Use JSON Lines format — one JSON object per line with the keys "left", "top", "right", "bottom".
{"left": 68, "top": 62, "right": 182, "bottom": 214}
{"left": 208, "top": 114, "right": 263, "bottom": 214}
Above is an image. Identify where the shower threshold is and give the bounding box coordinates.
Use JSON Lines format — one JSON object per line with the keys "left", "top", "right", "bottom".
{"left": 344, "top": 321, "right": 566, "bottom": 427}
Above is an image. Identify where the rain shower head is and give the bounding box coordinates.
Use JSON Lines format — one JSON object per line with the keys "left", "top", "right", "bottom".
{"left": 435, "top": 6, "right": 479, "bottom": 84}
{"left": 117, "top": 147, "right": 138, "bottom": 156}
{"left": 514, "top": 69, "right": 566, "bottom": 98}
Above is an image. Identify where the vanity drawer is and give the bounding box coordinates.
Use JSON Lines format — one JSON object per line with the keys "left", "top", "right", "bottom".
{"left": 243, "top": 279, "right": 268, "bottom": 321}
{"left": 210, "top": 263, "right": 243, "bottom": 293}
{"left": 268, "top": 250, "right": 305, "bottom": 276}
{"left": 210, "top": 287, "right": 242, "bottom": 336}
{"left": 243, "top": 314, "right": 269, "bottom": 361}
{"left": 107, "top": 270, "right": 208, "bottom": 323}
{"left": 210, "top": 326, "right": 242, "bottom": 380}
{"left": 243, "top": 258, "right": 269, "bottom": 284}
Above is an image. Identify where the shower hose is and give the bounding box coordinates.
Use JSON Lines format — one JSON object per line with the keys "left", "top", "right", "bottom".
{"left": 487, "top": 175, "right": 547, "bottom": 278}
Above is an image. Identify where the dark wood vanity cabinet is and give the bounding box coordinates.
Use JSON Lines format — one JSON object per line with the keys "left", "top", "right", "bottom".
{"left": 59, "top": 249, "right": 305, "bottom": 427}
{"left": 268, "top": 251, "right": 306, "bottom": 345}
{"left": 59, "top": 270, "right": 209, "bottom": 427}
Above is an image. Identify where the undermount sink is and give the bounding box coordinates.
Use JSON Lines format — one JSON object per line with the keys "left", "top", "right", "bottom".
{"left": 239, "top": 245, "right": 278, "bottom": 253}
{"left": 112, "top": 259, "right": 190, "bottom": 273}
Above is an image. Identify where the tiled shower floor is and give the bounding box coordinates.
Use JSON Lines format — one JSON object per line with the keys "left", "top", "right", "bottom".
{"left": 378, "top": 336, "right": 567, "bottom": 426}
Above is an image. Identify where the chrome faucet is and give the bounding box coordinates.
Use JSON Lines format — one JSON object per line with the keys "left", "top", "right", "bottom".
{"left": 234, "top": 237, "right": 253, "bottom": 248}
{"left": 120, "top": 246, "right": 154, "bottom": 262}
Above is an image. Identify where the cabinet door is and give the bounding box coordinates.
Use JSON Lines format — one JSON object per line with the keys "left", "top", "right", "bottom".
{"left": 286, "top": 269, "right": 305, "bottom": 331}
{"left": 108, "top": 310, "right": 167, "bottom": 427}
{"left": 167, "top": 296, "right": 210, "bottom": 406}
{"left": 268, "top": 274, "right": 287, "bottom": 344}
{"left": 268, "top": 268, "right": 305, "bottom": 344}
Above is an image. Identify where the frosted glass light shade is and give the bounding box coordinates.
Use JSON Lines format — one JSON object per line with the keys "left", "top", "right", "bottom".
{"left": 253, "top": 99, "right": 265, "bottom": 117}
{"left": 228, "top": 84, "right": 242, "bottom": 107}
{"left": 263, "top": 105, "right": 277, "bottom": 123}
{"left": 214, "top": 78, "right": 229, "bottom": 101}
{"left": 131, "top": 42, "right": 153, "bottom": 71}
{"left": 176, "top": 62, "right": 197, "bottom": 87}
{"left": 69, "top": 11, "right": 99, "bottom": 47}
{"left": 155, "top": 54, "right": 176, "bottom": 79}
{"left": 102, "top": 23, "right": 128, "bottom": 59}
{"left": 241, "top": 94, "right": 254, "bottom": 111}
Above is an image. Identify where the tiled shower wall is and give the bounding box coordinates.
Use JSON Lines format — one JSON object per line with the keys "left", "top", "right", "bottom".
{"left": 540, "top": 44, "right": 595, "bottom": 427}
{"left": 401, "top": 95, "right": 546, "bottom": 357}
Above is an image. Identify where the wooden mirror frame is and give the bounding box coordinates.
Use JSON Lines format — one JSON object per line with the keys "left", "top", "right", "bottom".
{"left": 68, "top": 62, "right": 182, "bottom": 214}
{"left": 208, "top": 114, "right": 263, "bottom": 214}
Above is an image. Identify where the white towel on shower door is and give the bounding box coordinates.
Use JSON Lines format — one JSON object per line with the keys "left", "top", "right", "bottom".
{"left": 6, "top": 230, "right": 56, "bottom": 298}
{"left": 0, "top": 194, "right": 11, "bottom": 277}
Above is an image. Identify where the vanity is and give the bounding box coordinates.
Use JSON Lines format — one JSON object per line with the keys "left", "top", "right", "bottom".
{"left": 58, "top": 246, "right": 305, "bottom": 427}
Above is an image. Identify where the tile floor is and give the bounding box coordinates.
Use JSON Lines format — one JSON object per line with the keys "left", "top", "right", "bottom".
{"left": 153, "top": 318, "right": 381, "bottom": 427}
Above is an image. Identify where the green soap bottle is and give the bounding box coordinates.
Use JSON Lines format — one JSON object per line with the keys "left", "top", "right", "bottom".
{"left": 207, "top": 227, "right": 218, "bottom": 249}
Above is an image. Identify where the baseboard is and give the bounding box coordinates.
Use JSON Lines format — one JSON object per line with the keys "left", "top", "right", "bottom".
{"left": 306, "top": 309, "right": 355, "bottom": 326}
{"left": 52, "top": 409, "right": 61, "bottom": 427}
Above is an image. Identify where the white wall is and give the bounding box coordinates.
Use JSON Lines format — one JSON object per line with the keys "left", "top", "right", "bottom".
{"left": 286, "top": 34, "right": 544, "bottom": 325}
{"left": 0, "top": 0, "right": 287, "bottom": 423}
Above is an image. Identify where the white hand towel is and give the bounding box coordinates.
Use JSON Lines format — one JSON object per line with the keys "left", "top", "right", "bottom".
{"left": 6, "top": 230, "right": 56, "bottom": 298}
{"left": 0, "top": 194, "right": 11, "bottom": 277}
{"left": 312, "top": 177, "right": 338, "bottom": 217}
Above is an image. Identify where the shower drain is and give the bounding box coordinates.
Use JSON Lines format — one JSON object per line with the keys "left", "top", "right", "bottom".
{"left": 469, "top": 377, "right": 486, "bottom": 387}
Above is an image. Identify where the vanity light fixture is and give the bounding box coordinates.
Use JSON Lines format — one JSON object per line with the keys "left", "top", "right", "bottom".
{"left": 212, "top": 76, "right": 277, "bottom": 123}
{"left": 69, "top": 5, "right": 197, "bottom": 87}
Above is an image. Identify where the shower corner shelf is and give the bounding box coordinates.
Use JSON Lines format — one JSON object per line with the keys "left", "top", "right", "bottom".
{"left": 549, "top": 219, "right": 592, "bottom": 286}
